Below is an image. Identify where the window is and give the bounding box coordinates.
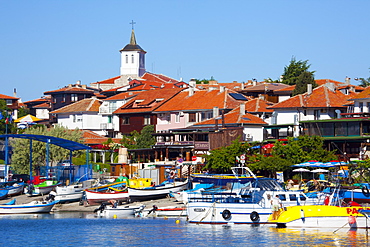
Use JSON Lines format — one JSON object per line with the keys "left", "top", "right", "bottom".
{"left": 108, "top": 115, "right": 112, "bottom": 124}
{"left": 62, "top": 94, "right": 66, "bottom": 102}
{"left": 175, "top": 113, "right": 180, "bottom": 123}
{"left": 122, "top": 117, "right": 130, "bottom": 125}
{"left": 359, "top": 102, "right": 364, "bottom": 112}
{"left": 71, "top": 94, "right": 78, "bottom": 102}
{"left": 367, "top": 102, "right": 370, "bottom": 113}
{"left": 5, "top": 99, "right": 12, "bottom": 105}
{"left": 314, "top": 110, "right": 320, "bottom": 120}
{"left": 72, "top": 115, "right": 76, "bottom": 123}
{"left": 125, "top": 55, "right": 128, "bottom": 63}
{"left": 144, "top": 115, "right": 151, "bottom": 125}
{"left": 189, "top": 113, "right": 196, "bottom": 122}
{"left": 131, "top": 54, "right": 134, "bottom": 63}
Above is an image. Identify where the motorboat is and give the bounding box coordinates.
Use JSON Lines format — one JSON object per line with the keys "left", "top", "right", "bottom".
{"left": 187, "top": 167, "right": 324, "bottom": 224}
{"left": 128, "top": 179, "right": 189, "bottom": 202}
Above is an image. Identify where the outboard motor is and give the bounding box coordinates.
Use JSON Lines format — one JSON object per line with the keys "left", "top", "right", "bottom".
{"left": 94, "top": 202, "right": 107, "bottom": 213}
{"left": 45, "top": 191, "right": 56, "bottom": 202}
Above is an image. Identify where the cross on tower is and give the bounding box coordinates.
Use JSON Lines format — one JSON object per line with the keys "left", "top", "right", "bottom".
{"left": 130, "top": 20, "right": 136, "bottom": 30}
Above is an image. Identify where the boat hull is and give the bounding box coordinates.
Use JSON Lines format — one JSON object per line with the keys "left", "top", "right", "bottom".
{"left": 128, "top": 180, "right": 188, "bottom": 202}
{"left": 55, "top": 185, "right": 84, "bottom": 203}
{"left": 97, "top": 205, "right": 144, "bottom": 217}
{"left": 85, "top": 190, "right": 129, "bottom": 205}
{"left": 272, "top": 205, "right": 370, "bottom": 229}
{"left": 0, "top": 201, "right": 58, "bottom": 214}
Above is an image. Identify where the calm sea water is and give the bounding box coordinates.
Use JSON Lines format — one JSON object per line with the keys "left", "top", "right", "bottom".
{"left": 0, "top": 212, "right": 369, "bottom": 247}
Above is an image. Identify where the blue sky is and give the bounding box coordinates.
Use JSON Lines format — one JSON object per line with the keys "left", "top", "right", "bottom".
{"left": 1, "top": 1, "right": 370, "bottom": 101}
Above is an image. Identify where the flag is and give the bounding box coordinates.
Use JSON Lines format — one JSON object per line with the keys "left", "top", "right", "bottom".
{"left": 5, "top": 115, "right": 12, "bottom": 124}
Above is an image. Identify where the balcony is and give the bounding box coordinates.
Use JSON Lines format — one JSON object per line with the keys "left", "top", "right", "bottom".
{"left": 100, "top": 123, "right": 114, "bottom": 130}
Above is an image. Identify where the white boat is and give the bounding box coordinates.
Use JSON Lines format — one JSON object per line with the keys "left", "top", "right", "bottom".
{"left": 144, "top": 205, "right": 187, "bottom": 217}
{"left": 0, "top": 200, "right": 59, "bottom": 214}
{"left": 171, "top": 183, "right": 214, "bottom": 203}
{"left": 95, "top": 203, "right": 145, "bottom": 217}
{"left": 84, "top": 189, "right": 129, "bottom": 205}
{"left": 54, "top": 184, "right": 84, "bottom": 203}
{"left": 187, "top": 167, "right": 323, "bottom": 224}
{"left": 128, "top": 179, "right": 189, "bottom": 202}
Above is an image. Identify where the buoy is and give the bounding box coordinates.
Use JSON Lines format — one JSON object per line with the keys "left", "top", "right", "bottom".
{"left": 348, "top": 216, "right": 356, "bottom": 225}
{"left": 164, "top": 216, "right": 168, "bottom": 220}
{"left": 176, "top": 219, "right": 180, "bottom": 224}
{"left": 113, "top": 214, "right": 117, "bottom": 219}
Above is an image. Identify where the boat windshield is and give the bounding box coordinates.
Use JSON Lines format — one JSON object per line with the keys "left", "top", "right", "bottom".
{"left": 240, "top": 179, "right": 284, "bottom": 193}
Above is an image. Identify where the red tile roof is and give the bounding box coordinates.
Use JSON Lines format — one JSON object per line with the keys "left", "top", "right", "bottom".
{"left": 348, "top": 86, "right": 370, "bottom": 100}
{"left": 269, "top": 85, "right": 355, "bottom": 109}
{"left": 44, "top": 86, "right": 95, "bottom": 94}
{"left": 105, "top": 92, "right": 139, "bottom": 101}
{"left": 245, "top": 98, "right": 274, "bottom": 113}
{"left": 82, "top": 130, "right": 121, "bottom": 145}
{"left": 194, "top": 105, "right": 267, "bottom": 126}
{"left": 0, "top": 94, "right": 19, "bottom": 100}
{"left": 33, "top": 102, "right": 51, "bottom": 109}
{"left": 90, "top": 76, "right": 120, "bottom": 85}
{"left": 154, "top": 89, "right": 241, "bottom": 112}
{"left": 142, "top": 72, "right": 179, "bottom": 84}
{"left": 114, "top": 88, "right": 183, "bottom": 114}
{"left": 50, "top": 98, "right": 102, "bottom": 114}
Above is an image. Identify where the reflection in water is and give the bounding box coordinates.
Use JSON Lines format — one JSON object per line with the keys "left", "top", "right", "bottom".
{"left": 0, "top": 213, "right": 369, "bottom": 246}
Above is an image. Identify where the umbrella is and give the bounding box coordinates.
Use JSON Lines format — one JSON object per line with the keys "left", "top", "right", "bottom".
{"left": 293, "top": 168, "right": 310, "bottom": 180}
{"left": 311, "top": 169, "right": 329, "bottom": 173}
{"left": 293, "top": 168, "right": 310, "bottom": 172}
{"left": 293, "top": 160, "right": 324, "bottom": 168}
{"left": 323, "top": 160, "right": 348, "bottom": 167}
{"left": 14, "top": 114, "right": 42, "bottom": 123}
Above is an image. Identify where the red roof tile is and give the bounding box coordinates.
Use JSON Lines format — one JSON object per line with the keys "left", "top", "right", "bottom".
{"left": 269, "top": 85, "right": 355, "bottom": 109}
{"left": 347, "top": 86, "right": 370, "bottom": 100}
{"left": 114, "top": 88, "right": 183, "bottom": 114}
{"left": 105, "top": 91, "right": 139, "bottom": 101}
{"left": 50, "top": 98, "right": 102, "bottom": 114}
{"left": 82, "top": 130, "right": 121, "bottom": 145}
{"left": 44, "top": 86, "right": 95, "bottom": 94}
{"left": 194, "top": 105, "right": 267, "bottom": 126}
{"left": 154, "top": 89, "right": 241, "bottom": 112}
{"left": 90, "top": 76, "right": 120, "bottom": 85}
{"left": 0, "top": 93, "right": 19, "bottom": 100}
{"left": 245, "top": 98, "right": 274, "bottom": 113}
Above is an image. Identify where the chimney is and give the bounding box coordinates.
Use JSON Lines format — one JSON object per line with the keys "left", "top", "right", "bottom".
{"left": 220, "top": 86, "right": 225, "bottom": 93}
{"left": 240, "top": 103, "right": 246, "bottom": 115}
{"left": 252, "top": 79, "right": 257, "bottom": 86}
{"left": 189, "top": 78, "right": 196, "bottom": 88}
{"left": 189, "top": 87, "right": 194, "bottom": 96}
{"left": 345, "top": 76, "right": 350, "bottom": 85}
{"left": 213, "top": 106, "right": 219, "bottom": 118}
{"left": 13, "top": 88, "right": 17, "bottom": 98}
{"left": 76, "top": 80, "right": 81, "bottom": 85}
{"left": 307, "top": 84, "right": 312, "bottom": 95}
{"left": 241, "top": 82, "right": 245, "bottom": 90}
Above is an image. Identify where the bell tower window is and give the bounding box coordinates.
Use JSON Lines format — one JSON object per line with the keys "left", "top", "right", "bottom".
{"left": 126, "top": 55, "right": 128, "bottom": 63}
{"left": 131, "top": 54, "right": 134, "bottom": 63}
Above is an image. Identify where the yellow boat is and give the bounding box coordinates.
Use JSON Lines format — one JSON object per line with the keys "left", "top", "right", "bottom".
{"left": 268, "top": 204, "right": 370, "bottom": 229}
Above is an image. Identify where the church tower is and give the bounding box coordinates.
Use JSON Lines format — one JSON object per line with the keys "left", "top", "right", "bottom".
{"left": 119, "top": 24, "right": 146, "bottom": 85}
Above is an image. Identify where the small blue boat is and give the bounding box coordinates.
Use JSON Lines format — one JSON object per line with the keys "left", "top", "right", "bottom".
{"left": 0, "top": 190, "right": 8, "bottom": 200}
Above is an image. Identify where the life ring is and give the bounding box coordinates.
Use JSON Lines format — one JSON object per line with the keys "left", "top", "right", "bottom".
{"left": 250, "top": 211, "right": 259, "bottom": 222}
{"left": 222, "top": 209, "right": 232, "bottom": 220}
{"left": 362, "top": 186, "right": 370, "bottom": 197}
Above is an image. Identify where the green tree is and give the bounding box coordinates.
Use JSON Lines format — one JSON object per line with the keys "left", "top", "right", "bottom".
{"left": 248, "top": 156, "right": 293, "bottom": 178}
{"left": 281, "top": 57, "right": 316, "bottom": 86}
{"left": 136, "top": 125, "right": 156, "bottom": 148}
{"left": 292, "top": 71, "right": 317, "bottom": 96}
{"left": 204, "top": 139, "right": 253, "bottom": 173}
{"left": 120, "top": 125, "right": 156, "bottom": 149}
{"left": 10, "top": 125, "right": 84, "bottom": 174}
{"left": 272, "top": 135, "right": 337, "bottom": 164}
{"left": 356, "top": 68, "right": 370, "bottom": 87}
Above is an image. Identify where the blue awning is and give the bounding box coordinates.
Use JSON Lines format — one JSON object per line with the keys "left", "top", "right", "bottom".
{"left": 0, "top": 134, "right": 91, "bottom": 151}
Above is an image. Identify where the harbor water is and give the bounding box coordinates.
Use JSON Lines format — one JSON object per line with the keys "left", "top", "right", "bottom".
{"left": 0, "top": 212, "right": 369, "bottom": 246}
